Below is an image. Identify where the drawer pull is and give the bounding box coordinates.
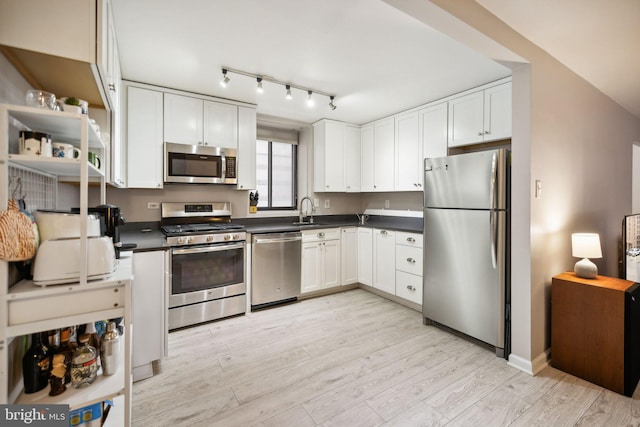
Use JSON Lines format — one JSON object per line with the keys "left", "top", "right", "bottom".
{"left": 380, "top": 230, "right": 387, "bottom": 235}
{"left": 407, "top": 285, "right": 416, "bottom": 291}
{"left": 407, "top": 257, "right": 416, "bottom": 263}
{"left": 407, "top": 237, "right": 415, "bottom": 243}
{"left": 318, "top": 232, "right": 325, "bottom": 238}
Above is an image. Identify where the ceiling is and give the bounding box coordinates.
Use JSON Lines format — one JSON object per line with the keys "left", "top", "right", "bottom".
{"left": 110, "top": 0, "right": 640, "bottom": 127}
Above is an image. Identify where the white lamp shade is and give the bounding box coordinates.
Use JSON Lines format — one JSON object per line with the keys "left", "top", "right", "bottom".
{"left": 571, "top": 233, "right": 602, "bottom": 259}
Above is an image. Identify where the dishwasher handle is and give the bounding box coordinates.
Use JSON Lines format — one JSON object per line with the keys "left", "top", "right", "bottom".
{"left": 253, "top": 233, "right": 302, "bottom": 244}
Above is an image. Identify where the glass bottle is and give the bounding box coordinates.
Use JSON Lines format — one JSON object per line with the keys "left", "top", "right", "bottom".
{"left": 84, "top": 322, "right": 101, "bottom": 358}
{"left": 22, "top": 333, "right": 50, "bottom": 394}
{"left": 57, "top": 328, "right": 76, "bottom": 384}
{"left": 71, "top": 334, "right": 98, "bottom": 388}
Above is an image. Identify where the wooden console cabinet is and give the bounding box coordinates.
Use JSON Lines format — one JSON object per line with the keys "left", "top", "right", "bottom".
{"left": 551, "top": 272, "right": 640, "bottom": 396}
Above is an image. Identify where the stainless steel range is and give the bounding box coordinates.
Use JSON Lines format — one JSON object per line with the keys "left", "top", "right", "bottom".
{"left": 161, "top": 202, "right": 246, "bottom": 330}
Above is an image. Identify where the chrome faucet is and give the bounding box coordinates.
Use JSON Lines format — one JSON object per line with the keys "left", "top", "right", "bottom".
{"left": 299, "top": 196, "right": 315, "bottom": 224}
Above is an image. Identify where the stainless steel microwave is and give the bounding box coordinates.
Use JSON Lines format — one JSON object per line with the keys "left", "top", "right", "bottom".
{"left": 164, "top": 142, "right": 237, "bottom": 184}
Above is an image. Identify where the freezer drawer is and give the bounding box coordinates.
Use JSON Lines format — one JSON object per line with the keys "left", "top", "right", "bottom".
{"left": 422, "top": 208, "right": 506, "bottom": 348}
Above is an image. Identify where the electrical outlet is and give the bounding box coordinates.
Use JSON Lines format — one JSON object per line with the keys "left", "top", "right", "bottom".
{"left": 147, "top": 202, "right": 160, "bottom": 209}
{"left": 314, "top": 198, "right": 320, "bottom": 208}
{"left": 324, "top": 199, "right": 330, "bottom": 209}
{"left": 384, "top": 200, "right": 390, "bottom": 208}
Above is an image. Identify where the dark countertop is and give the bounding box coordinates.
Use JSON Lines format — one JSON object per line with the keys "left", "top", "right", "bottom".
{"left": 120, "top": 214, "right": 423, "bottom": 252}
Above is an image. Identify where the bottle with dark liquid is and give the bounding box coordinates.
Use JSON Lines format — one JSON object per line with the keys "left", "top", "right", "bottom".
{"left": 22, "top": 333, "right": 50, "bottom": 394}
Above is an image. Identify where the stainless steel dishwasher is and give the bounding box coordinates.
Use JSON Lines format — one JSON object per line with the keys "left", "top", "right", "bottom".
{"left": 251, "top": 231, "right": 302, "bottom": 309}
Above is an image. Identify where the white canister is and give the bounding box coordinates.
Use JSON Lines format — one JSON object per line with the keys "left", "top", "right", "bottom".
{"left": 19, "top": 131, "right": 52, "bottom": 157}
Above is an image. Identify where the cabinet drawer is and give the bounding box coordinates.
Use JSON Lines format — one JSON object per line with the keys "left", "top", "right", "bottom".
{"left": 396, "top": 245, "right": 423, "bottom": 275}
{"left": 396, "top": 232, "right": 423, "bottom": 248}
{"left": 302, "top": 228, "right": 340, "bottom": 242}
{"left": 396, "top": 271, "right": 422, "bottom": 305}
{"left": 8, "top": 284, "right": 126, "bottom": 326}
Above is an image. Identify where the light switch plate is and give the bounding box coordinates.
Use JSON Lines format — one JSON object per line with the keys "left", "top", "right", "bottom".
{"left": 324, "top": 200, "right": 330, "bottom": 209}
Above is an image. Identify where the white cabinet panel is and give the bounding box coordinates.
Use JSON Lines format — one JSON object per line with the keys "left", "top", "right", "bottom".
{"left": 360, "top": 124, "right": 375, "bottom": 192}
{"left": 203, "top": 101, "right": 238, "bottom": 149}
{"left": 484, "top": 82, "right": 512, "bottom": 142}
{"left": 164, "top": 93, "right": 203, "bottom": 145}
{"left": 357, "top": 227, "right": 373, "bottom": 286}
{"left": 345, "top": 125, "right": 361, "bottom": 192}
{"left": 132, "top": 250, "right": 167, "bottom": 374}
{"left": 448, "top": 90, "right": 484, "bottom": 147}
{"left": 301, "top": 229, "right": 341, "bottom": 293}
{"left": 395, "top": 270, "right": 422, "bottom": 305}
{"left": 373, "top": 229, "right": 395, "bottom": 294}
{"left": 396, "top": 245, "right": 423, "bottom": 276}
{"left": 341, "top": 227, "right": 358, "bottom": 285}
{"left": 373, "top": 118, "right": 395, "bottom": 191}
{"left": 323, "top": 239, "right": 341, "bottom": 288}
{"left": 313, "top": 120, "right": 346, "bottom": 192}
{"left": 420, "top": 102, "right": 448, "bottom": 161}
{"left": 126, "top": 86, "right": 164, "bottom": 189}
{"left": 395, "top": 110, "right": 421, "bottom": 191}
{"left": 302, "top": 242, "right": 322, "bottom": 294}
{"left": 237, "top": 106, "right": 257, "bottom": 190}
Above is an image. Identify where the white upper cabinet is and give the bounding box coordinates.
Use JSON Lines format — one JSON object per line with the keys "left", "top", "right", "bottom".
{"left": 163, "top": 94, "right": 204, "bottom": 145}
{"left": 395, "top": 110, "right": 421, "bottom": 191}
{"left": 448, "top": 80, "right": 512, "bottom": 147}
{"left": 164, "top": 93, "right": 239, "bottom": 148}
{"left": 203, "top": 101, "right": 238, "bottom": 149}
{"left": 314, "top": 120, "right": 346, "bottom": 192}
{"left": 361, "top": 118, "right": 394, "bottom": 192}
{"left": 345, "top": 125, "right": 361, "bottom": 192}
{"left": 420, "top": 102, "right": 448, "bottom": 161}
{"left": 237, "top": 106, "right": 257, "bottom": 190}
{"left": 483, "top": 82, "right": 512, "bottom": 142}
{"left": 126, "top": 85, "right": 164, "bottom": 189}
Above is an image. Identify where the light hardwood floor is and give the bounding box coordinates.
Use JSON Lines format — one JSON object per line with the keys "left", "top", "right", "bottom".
{"left": 132, "top": 289, "right": 640, "bottom": 426}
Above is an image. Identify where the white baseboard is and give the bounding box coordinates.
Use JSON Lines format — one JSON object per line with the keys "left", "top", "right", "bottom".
{"left": 507, "top": 348, "right": 550, "bottom": 376}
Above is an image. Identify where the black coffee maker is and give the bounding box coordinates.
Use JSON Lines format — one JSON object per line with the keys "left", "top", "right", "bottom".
{"left": 74, "top": 204, "right": 133, "bottom": 258}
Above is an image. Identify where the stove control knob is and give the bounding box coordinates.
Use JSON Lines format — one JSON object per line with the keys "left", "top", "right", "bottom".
{"left": 185, "top": 236, "right": 193, "bottom": 244}
{"left": 233, "top": 234, "right": 240, "bottom": 240}
{"left": 177, "top": 237, "right": 184, "bottom": 245}
{"left": 206, "top": 235, "right": 214, "bottom": 242}
{"left": 224, "top": 234, "right": 232, "bottom": 241}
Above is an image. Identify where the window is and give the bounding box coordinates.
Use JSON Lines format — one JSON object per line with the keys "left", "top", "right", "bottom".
{"left": 256, "top": 139, "right": 297, "bottom": 209}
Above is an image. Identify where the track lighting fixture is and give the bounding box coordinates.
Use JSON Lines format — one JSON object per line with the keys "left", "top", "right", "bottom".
{"left": 220, "top": 69, "right": 229, "bottom": 88}
{"left": 220, "top": 67, "right": 336, "bottom": 110}
{"left": 329, "top": 96, "right": 336, "bottom": 111}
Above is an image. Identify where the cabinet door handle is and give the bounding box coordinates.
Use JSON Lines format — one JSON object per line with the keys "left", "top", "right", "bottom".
{"left": 407, "top": 237, "right": 415, "bottom": 243}
{"left": 109, "top": 83, "right": 116, "bottom": 92}
{"left": 485, "top": 130, "right": 490, "bottom": 135}
{"left": 407, "top": 285, "right": 416, "bottom": 291}
{"left": 478, "top": 131, "right": 484, "bottom": 136}
{"left": 407, "top": 257, "right": 415, "bottom": 263}
{"left": 318, "top": 232, "right": 325, "bottom": 238}
{"left": 380, "top": 230, "right": 387, "bottom": 235}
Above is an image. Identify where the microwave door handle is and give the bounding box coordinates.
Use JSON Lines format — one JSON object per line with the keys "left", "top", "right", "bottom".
{"left": 172, "top": 242, "right": 245, "bottom": 255}
{"left": 221, "top": 154, "right": 226, "bottom": 179}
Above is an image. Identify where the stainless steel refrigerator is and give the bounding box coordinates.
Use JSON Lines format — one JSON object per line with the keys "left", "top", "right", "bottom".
{"left": 423, "top": 148, "right": 510, "bottom": 357}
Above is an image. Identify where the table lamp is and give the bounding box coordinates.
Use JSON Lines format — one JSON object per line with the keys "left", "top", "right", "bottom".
{"left": 571, "top": 233, "right": 602, "bottom": 279}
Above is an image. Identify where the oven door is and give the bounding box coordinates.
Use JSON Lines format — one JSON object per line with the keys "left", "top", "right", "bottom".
{"left": 170, "top": 241, "right": 245, "bottom": 307}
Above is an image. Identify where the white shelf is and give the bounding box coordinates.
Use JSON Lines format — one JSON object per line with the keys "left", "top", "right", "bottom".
{"left": 7, "top": 155, "right": 104, "bottom": 178}
{"left": 16, "top": 342, "right": 126, "bottom": 410}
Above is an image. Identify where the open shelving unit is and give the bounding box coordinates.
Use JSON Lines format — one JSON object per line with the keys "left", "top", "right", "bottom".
{"left": 0, "top": 104, "right": 132, "bottom": 424}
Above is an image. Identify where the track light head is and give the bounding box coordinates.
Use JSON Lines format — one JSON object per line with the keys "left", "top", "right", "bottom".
{"left": 220, "top": 69, "right": 229, "bottom": 88}
{"left": 256, "top": 77, "right": 263, "bottom": 93}
{"left": 307, "top": 91, "right": 314, "bottom": 107}
{"left": 329, "top": 96, "right": 337, "bottom": 111}
{"left": 285, "top": 85, "right": 292, "bottom": 100}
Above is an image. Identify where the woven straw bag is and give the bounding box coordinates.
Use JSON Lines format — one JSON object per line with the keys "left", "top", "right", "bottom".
{"left": 0, "top": 199, "right": 36, "bottom": 261}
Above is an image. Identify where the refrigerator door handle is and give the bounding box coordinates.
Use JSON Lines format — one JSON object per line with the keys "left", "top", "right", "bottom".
{"left": 490, "top": 211, "right": 497, "bottom": 269}
{"left": 490, "top": 151, "right": 498, "bottom": 210}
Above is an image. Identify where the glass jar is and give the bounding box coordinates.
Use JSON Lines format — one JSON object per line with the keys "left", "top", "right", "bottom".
{"left": 71, "top": 334, "right": 98, "bottom": 388}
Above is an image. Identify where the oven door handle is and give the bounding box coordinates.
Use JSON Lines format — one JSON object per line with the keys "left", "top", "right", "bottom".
{"left": 172, "top": 242, "right": 245, "bottom": 255}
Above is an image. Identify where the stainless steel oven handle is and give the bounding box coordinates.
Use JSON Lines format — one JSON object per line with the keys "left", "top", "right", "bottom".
{"left": 172, "top": 242, "right": 245, "bottom": 255}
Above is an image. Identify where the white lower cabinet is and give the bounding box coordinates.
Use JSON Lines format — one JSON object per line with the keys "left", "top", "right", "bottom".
{"left": 395, "top": 231, "right": 423, "bottom": 305}
{"left": 357, "top": 228, "right": 373, "bottom": 286}
{"left": 301, "top": 229, "right": 341, "bottom": 294}
{"left": 341, "top": 227, "right": 358, "bottom": 285}
{"left": 373, "top": 229, "right": 396, "bottom": 294}
{"left": 132, "top": 250, "right": 168, "bottom": 381}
